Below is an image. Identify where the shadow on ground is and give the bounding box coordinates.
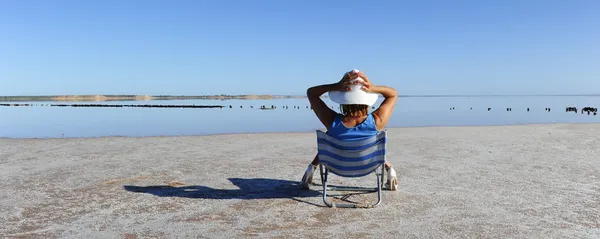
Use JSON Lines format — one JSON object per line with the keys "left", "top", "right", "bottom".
{"left": 123, "top": 178, "right": 321, "bottom": 200}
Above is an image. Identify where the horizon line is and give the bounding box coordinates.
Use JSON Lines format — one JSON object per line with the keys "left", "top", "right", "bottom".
{"left": 1, "top": 94, "right": 600, "bottom": 98}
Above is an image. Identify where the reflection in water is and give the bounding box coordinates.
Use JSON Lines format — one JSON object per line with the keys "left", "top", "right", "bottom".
{"left": 1, "top": 96, "right": 599, "bottom": 138}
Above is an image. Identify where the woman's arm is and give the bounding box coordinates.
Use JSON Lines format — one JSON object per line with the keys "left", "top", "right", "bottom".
{"left": 371, "top": 85, "right": 398, "bottom": 130}
{"left": 307, "top": 84, "right": 338, "bottom": 129}
{"left": 307, "top": 72, "right": 357, "bottom": 130}
{"left": 358, "top": 72, "right": 398, "bottom": 130}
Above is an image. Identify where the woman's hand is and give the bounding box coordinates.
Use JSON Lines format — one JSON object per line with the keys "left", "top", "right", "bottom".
{"left": 357, "top": 71, "right": 377, "bottom": 93}
{"left": 334, "top": 70, "right": 360, "bottom": 92}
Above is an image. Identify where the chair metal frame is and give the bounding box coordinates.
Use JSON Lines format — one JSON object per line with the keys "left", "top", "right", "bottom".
{"left": 316, "top": 130, "right": 387, "bottom": 208}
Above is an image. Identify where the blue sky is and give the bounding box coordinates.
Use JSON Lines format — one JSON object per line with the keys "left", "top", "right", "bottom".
{"left": 1, "top": 0, "right": 599, "bottom": 96}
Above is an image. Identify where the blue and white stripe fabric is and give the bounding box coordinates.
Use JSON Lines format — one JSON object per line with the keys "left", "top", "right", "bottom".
{"left": 317, "top": 130, "right": 386, "bottom": 177}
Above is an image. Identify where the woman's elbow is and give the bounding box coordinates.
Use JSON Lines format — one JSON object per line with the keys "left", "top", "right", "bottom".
{"left": 384, "top": 87, "right": 398, "bottom": 98}
{"left": 306, "top": 87, "right": 317, "bottom": 98}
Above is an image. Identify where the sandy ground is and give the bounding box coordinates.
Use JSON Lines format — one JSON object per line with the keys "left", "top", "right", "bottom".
{"left": 1, "top": 123, "right": 600, "bottom": 239}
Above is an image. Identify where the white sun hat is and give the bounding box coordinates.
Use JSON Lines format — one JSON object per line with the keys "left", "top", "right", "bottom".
{"left": 328, "top": 69, "right": 379, "bottom": 106}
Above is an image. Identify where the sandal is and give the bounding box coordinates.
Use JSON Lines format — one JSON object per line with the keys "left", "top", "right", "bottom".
{"left": 300, "top": 164, "right": 317, "bottom": 189}
{"left": 386, "top": 166, "right": 398, "bottom": 191}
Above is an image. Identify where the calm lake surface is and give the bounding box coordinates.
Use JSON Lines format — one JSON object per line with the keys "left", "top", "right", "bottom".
{"left": 1, "top": 96, "right": 599, "bottom": 138}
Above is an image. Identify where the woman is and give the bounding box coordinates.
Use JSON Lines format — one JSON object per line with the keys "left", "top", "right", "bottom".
{"left": 301, "top": 69, "right": 399, "bottom": 190}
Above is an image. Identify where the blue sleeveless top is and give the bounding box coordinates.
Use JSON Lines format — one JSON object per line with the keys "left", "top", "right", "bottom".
{"left": 327, "top": 113, "right": 380, "bottom": 141}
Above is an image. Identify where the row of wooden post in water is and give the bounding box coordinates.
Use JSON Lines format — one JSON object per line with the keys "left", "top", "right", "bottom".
{"left": 0, "top": 103, "right": 224, "bottom": 108}
{"left": 0, "top": 103, "right": 318, "bottom": 109}
{"left": 0, "top": 103, "right": 316, "bottom": 109}
{"left": 0, "top": 103, "right": 354, "bottom": 110}
{"left": 566, "top": 107, "right": 598, "bottom": 115}
{"left": 449, "top": 106, "right": 597, "bottom": 115}
{"left": 0, "top": 103, "right": 597, "bottom": 115}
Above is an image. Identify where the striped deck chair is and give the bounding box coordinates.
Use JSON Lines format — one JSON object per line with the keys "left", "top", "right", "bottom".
{"left": 316, "top": 130, "right": 387, "bottom": 208}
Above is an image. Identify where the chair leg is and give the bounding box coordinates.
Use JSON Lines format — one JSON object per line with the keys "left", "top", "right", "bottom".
{"left": 381, "top": 164, "right": 386, "bottom": 190}
{"left": 372, "top": 165, "right": 383, "bottom": 207}
{"left": 320, "top": 164, "right": 384, "bottom": 208}
{"left": 319, "top": 163, "right": 324, "bottom": 186}
{"left": 320, "top": 165, "right": 334, "bottom": 207}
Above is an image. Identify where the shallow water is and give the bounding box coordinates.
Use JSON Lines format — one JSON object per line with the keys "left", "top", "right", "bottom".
{"left": 1, "top": 96, "right": 598, "bottom": 138}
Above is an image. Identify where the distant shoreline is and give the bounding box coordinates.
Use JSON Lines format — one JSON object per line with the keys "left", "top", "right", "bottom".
{"left": 0, "top": 94, "right": 599, "bottom": 102}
